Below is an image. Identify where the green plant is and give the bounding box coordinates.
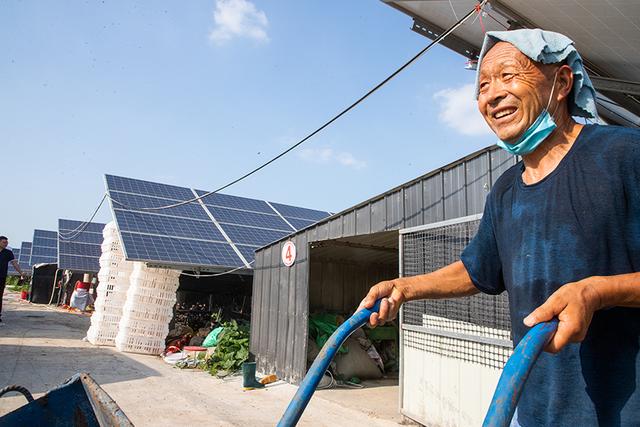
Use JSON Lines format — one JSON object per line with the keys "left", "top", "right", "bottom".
{"left": 206, "top": 320, "right": 250, "bottom": 377}
{"left": 6, "top": 276, "right": 26, "bottom": 292}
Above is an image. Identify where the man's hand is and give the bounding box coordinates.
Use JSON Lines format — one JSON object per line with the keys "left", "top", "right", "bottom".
{"left": 524, "top": 278, "right": 603, "bottom": 353}
{"left": 358, "top": 280, "right": 407, "bottom": 328}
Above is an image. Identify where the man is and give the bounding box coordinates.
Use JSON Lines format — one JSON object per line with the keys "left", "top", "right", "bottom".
{"left": 0, "top": 236, "right": 26, "bottom": 324}
{"left": 360, "top": 29, "right": 640, "bottom": 426}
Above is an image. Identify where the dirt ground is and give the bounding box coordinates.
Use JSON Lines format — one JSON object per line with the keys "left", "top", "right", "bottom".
{"left": 0, "top": 291, "right": 405, "bottom": 426}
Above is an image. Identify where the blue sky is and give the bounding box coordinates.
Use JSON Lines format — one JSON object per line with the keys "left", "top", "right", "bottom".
{"left": 1, "top": 0, "right": 495, "bottom": 245}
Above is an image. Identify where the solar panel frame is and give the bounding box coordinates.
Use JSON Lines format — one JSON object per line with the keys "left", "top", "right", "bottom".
{"left": 19, "top": 242, "right": 32, "bottom": 270}
{"left": 58, "top": 219, "right": 106, "bottom": 273}
{"left": 31, "top": 229, "right": 58, "bottom": 265}
{"left": 106, "top": 175, "right": 194, "bottom": 201}
{"left": 195, "top": 190, "right": 275, "bottom": 214}
{"left": 112, "top": 210, "right": 226, "bottom": 242}
{"left": 269, "top": 202, "right": 332, "bottom": 222}
{"left": 119, "top": 232, "right": 244, "bottom": 268}
{"left": 105, "top": 174, "right": 332, "bottom": 270}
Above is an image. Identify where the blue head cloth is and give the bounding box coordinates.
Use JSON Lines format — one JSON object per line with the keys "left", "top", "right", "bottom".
{"left": 474, "top": 29, "right": 598, "bottom": 120}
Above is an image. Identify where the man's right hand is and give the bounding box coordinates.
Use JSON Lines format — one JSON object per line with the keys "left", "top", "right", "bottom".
{"left": 358, "top": 279, "right": 407, "bottom": 328}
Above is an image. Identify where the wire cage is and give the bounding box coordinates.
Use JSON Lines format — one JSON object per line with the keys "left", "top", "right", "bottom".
{"left": 399, "top": 214, "right": 512, "bottom": 426}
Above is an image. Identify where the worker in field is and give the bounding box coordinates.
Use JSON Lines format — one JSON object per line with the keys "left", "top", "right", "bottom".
{"left": 360, "top": 29, "right": 640, "bottom": 426}
{"left": 0, "top": 236, "right": 26, "bottom": 325}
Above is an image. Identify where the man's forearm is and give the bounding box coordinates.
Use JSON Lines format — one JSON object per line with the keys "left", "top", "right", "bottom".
{"left": 12, "top": 260, "right": 23, "bottom": 276}
{"left": 395, "top": 260, "right": 479, "bottom": 302}
{"left": 591, "top": 272, "right": 640, "bottom": 309}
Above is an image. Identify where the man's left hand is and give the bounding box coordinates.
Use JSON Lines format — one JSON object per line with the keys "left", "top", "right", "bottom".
{"left": 523, "top": 278, "right": 604, "bottom": 353}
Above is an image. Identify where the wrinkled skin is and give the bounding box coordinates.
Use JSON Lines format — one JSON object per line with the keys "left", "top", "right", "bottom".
{"left": 477, "top": 42, "right": 565, "bottom": 144}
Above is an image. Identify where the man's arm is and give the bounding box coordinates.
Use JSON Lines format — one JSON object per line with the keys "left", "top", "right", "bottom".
{"left": 524, "top": 272, "right": 640, "bottom": 353}
{"left": 358, "top": 260, "right": 479, "bottom": 327}
{"left": 11, "top": 259, "right": 24, "bottom": 277}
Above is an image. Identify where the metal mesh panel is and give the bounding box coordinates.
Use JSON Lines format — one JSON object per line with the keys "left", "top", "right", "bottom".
{"left": 401, "top": 218, "right": 512, "bottom": 368}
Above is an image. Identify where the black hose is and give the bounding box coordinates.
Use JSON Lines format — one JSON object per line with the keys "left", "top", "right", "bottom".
{"left": 0, "top": 385, "right": 34, "bottom": 402}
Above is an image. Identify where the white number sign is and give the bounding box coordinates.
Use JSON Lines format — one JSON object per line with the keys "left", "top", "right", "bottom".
{"left": 282, "top": 241, "right": 296, "bottom": 267}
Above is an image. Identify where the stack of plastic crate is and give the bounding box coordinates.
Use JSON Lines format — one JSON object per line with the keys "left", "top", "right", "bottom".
{"left": 86, "top": 222, "right": 133, "bottom": 346}
{"left": 115, "top": 262, "right": 180, "bottom": 354}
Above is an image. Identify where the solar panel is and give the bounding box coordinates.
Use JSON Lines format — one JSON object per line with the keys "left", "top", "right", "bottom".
{"left": 19, "top": 242, "right": 32, "bottom": 271}
{"left": 58, "top": 219, "right": 106, "bottom": 273}
{"left": 30, "top": 230, "right": 58, "bottom": 265}
{"left": 195, "top": 190, "right": 275, "bottom": 214}
{"left": 106, "top": 174, "right": 332, "bottom": 270}
{"left": 269, "top": 202, "right": 331, "bottom": 222}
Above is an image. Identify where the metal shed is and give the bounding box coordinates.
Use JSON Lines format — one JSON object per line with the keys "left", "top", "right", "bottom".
{"left": 251, "top": 145, "right": 516, "bottom": 383}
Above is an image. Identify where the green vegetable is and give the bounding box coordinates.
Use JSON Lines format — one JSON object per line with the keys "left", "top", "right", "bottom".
{"left": 206, "top": 320, "right": 251, "bottom": 377}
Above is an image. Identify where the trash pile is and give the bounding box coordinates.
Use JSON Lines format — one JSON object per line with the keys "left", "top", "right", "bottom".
{"left": 162, "top": 303, "right": 256, "bottom": 379}
{"left": 308, "top": 312, "right": 398, "bottom": 388}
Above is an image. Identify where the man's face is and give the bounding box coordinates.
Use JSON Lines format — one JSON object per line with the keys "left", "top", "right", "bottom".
{"left": 477, "top": 42, "right": 554, "bottom": 143}
{"left": 0, "top": 239, "right": 7, "bottom": 250}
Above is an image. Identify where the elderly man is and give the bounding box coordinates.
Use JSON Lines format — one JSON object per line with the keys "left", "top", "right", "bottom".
{"left": 360, "top": 29, "right": 640, "bottom": 426}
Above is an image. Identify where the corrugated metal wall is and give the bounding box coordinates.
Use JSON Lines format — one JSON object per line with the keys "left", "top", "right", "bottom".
{"left": 251, "top": 146, "right": 516, "bottom": 383}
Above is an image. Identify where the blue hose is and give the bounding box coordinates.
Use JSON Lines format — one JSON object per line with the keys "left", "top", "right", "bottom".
{"left": 482, "top": 319, "right": 559, "bottom": 427}
{"left": 277, "top": 299, "right": 382, "bottom": 427}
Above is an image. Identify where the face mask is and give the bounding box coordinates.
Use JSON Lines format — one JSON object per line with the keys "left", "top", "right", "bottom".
{"left": 496, "top": 73, "right": 558, "bottom": 156}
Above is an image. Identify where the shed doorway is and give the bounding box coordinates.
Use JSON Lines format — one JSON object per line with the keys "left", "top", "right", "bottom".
{"left": 307, "top": 230, "right": 400, "bottom": 391}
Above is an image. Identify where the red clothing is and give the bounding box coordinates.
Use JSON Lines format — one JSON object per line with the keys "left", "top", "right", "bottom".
{"left": 75, "top": 280, "right": 90, "bottom": 290}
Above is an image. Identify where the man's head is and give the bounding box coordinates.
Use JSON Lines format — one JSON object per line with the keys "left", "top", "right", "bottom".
{"left": 0, "top": 236, "right": 8, "bottom": 250}
{"left": 474, "top": 29, "right": 598, "bottom": 145}
{"left": 477, "top": 42, "right": 574, "bottom": 143}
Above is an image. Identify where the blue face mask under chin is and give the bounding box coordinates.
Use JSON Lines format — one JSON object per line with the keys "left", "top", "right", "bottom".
{"left": 496, "top": 74, "right": 558, "bottom": 156}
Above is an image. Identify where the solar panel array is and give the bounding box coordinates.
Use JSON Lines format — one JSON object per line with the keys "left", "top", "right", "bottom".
{"left": 19, "top": 242, "right": 32, "bottom": 271}
{"left": 30, "top": 229, "right": 58, "bottom": 265}
{"left": 58, "top": 219, "right": 107, "bottom": 272}
{"left": 106, "top": 174, "right": 332, "bottom": 270}
{"left": 7, "top": 248, "right": 20, "bottom": 275}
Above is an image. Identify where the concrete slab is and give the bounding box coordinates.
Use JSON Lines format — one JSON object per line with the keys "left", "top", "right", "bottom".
{"left": 0, "top": 292, "right": 404, "bottom": 426}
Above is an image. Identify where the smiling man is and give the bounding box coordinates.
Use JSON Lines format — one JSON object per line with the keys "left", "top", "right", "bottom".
{"left": 359, "top": 29, "right": 640, "bottom": 426}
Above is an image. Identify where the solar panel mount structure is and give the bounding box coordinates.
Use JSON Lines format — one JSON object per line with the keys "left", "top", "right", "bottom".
{"left": 58, "top": 219, "right": 106, "bottom": 273}
{"left": 106, "top": 174, "right": 332, "bottom": 272}
{"left": 30, "top": 229, "right": 58, "bottom": 266}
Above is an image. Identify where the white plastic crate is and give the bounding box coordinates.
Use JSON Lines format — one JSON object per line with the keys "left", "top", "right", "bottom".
{"left": 115, "top": 334, "right": 164, "bottom": 355}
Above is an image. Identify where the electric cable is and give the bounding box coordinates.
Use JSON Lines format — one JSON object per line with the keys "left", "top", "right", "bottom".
{"left": 58, "top": 194, "right": 108, "bottom": 241}
{"left": 180, "top": 260, "right": 255, "bottom": 277}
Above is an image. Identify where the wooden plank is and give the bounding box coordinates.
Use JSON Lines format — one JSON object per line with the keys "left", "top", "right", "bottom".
{"left": 259, "top": 247, "right": 272, "bottom": 360}
{"left": 404, "top": 182, "right": 424, "bottom": 227}
{"left": 342, "top": 211, "right": 356, "bottom": 237}
{"left": 293, "top": 233, "right": 310, "bottom": 383}
{"left": 250, "top": 251, "right": 264, "bottom": 353}
{"left": 276, "top": 248, "right": 290, "bottom": 374}
{"left": 267, "top": 245, "right": 280, "bottom": 366}
{"left": 356, "top": 205, "right": 371, "bottom": 235}
{"left": 423, "top": 173, "right": 444, "bottom": 224}
{"left": 371, "top": 198, "right": 386, "bottom": 233}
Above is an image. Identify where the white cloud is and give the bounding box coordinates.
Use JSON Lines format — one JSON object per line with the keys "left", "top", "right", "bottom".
{"left": 298, "top": 147, "right": 366, "bottom": 170}
{"left": 209, "top": 0, "right": 269, "bottom": 44}
{"left": 433, "top": 83, "right": 492, "bottom": 136}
